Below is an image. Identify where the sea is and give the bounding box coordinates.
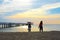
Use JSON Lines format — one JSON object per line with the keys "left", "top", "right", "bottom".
{"left": 0, "top": 24, "right": 60, "bottom": 32}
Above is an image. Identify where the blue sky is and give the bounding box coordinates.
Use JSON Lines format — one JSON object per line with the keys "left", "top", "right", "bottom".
{"left": 0, "top": 0, "right": 4, "bottom": 4}
{"left": 0, "top": 0, "right": 60, "bottom": 24}
{"left": 47, "top": 7, "right": 60, "bottom": 14}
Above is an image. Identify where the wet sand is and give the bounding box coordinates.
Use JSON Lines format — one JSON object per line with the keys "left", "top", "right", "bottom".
{"left": 0, "top": 31, "right": 60, "bottom": 40}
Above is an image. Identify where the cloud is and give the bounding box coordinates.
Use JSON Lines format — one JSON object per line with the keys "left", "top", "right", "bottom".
{"left": 41, "top": 3, "right": 60, "bottom": 10}
{"left": 0, "top": 0, "right": 60, "bottom": 24}
{"left": 5, "top": 8, "right": 46, "bottom": 19}
{"left": 5, "top": 3, "right": 60, "bottom": 19}
{"left": 0, "top": 0, "right": 33, "bottom": 13}
{"left": 0, "top": 0, "right": 60, "bottom": 14}
{"left": 0, "top": 0, "right": 13, "bottom": 13}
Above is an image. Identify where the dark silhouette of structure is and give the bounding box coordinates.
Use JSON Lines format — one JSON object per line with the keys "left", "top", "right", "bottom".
{"left": 0, "top": 23, "right": 28, "bottom": 29}
{"left": 27, "top": 22, "right": 32, "bottom": 32}
{"left": 39, "top": 21, "right": 43, "bottom": 32}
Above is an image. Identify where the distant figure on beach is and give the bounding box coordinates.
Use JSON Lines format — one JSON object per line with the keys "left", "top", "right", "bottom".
{"left": 39, "top": 21, "right": 43, "bottom": 32}
{"left": 27, "top": 22, "right": 32, "bottom": 32}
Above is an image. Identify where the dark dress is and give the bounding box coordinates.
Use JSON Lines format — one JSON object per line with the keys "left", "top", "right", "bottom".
{"left": 39, "top": 21, "right": 43, "bottom": 32}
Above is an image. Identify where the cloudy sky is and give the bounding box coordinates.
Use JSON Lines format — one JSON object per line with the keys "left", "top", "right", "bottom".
{"left": 0, "top": 0, "right": 60, "bottom": 24}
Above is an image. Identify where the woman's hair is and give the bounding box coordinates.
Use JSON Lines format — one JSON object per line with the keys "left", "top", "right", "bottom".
{"left": 40, "top": 21, "right": 43, "bottom": 24}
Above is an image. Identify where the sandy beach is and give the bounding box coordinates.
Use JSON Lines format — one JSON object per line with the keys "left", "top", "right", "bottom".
{"left": 0, "top": 31, "right": 60, "bottom": 40}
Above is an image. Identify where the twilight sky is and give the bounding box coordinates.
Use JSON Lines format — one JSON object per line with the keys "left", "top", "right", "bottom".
{"left": 0, "top": 0, "right": 60, "bottom": 24}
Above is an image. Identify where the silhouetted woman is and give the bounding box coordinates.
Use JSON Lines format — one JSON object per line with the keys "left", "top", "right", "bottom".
{"left": 39, "top": 21, "right": 43, "bottom": 32}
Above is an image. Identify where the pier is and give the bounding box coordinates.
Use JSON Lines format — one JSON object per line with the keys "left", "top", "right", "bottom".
{"left": 0, "top": 23, "right": 27, "bottom": 28}
{"left": 0, "top": 22, "right": 33, "bottom": 29}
